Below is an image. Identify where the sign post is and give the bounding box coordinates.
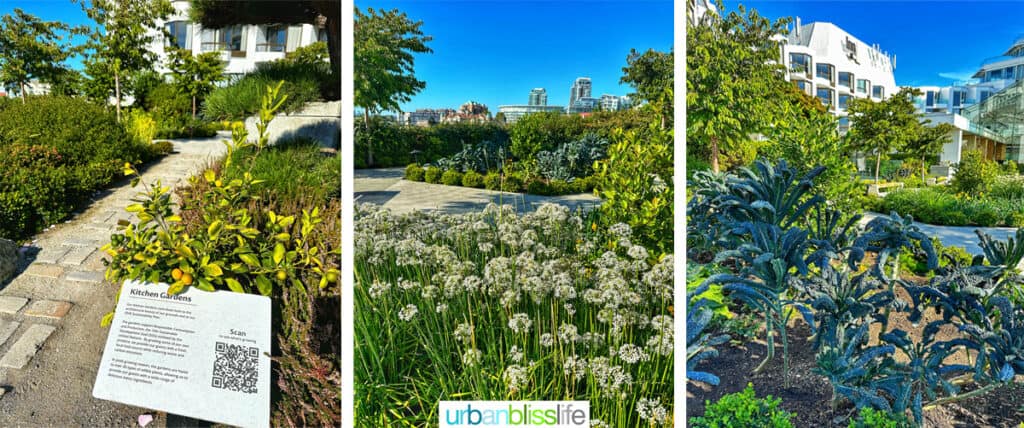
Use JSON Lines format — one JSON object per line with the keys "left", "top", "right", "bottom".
{"left": 93, "top": 280, "right": 272, "bottom": 428}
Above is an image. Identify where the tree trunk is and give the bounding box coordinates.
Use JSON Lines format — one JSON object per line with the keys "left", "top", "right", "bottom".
{"left": 875, "top": 152, "right": 882, "bottom": 184}
{"left": 326, "top": 15, "right": 341, "bottom": 82}
{"left": 192, "top": 95, "right": 197, "bottom": 120}
{"left": 364, "top": 109, "right": 374, "bottom": 167}
{"left": 921, "top": 156, "right": 927, "bottom": 182}
{"left": 114, "top": 70, "right": 122, "bottom": 122}
{"left": 710, "top": 136, "right": 721, "bottom": 174}
{"left": 19, "top": 82, "right": 26, "bottom": 103}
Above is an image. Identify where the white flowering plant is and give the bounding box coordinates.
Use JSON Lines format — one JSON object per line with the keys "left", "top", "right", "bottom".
{"left": 355, "top": 202, "right": 674, "bottom": 427}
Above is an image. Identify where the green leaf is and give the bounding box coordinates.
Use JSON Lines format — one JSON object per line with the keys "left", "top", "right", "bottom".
{"left": 255, "top": 275, "right": 273, "bottom": 296}
{"left": 195, "top": 278, "right": 215, "bottom": 292}
{"left": 273, "top": 243, "right": 285, "bottom": 265}
{"left": 100, "top": 311, "right": 114, "bottom": 327}
{"left": 239, "top": 253, "right": 260, "bottom": 267}
{"left": 203, "top": 263, "right": 223, "bottom": 277}
{"left": 225, "top": 278, "right": 244, "bottom": 293}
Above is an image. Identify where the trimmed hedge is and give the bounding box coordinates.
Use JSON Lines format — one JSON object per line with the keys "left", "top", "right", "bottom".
{"left": 880, "top": 187, "right": 1024, "bottom": 227}
{"left": 355, "top": 118, "right": 510, "bottom": 169}
{"left": 0, "top": 97, "right": 160, "bottom": 240}
{"left": 402, "top": 163, "right": 597, "bottom": 196}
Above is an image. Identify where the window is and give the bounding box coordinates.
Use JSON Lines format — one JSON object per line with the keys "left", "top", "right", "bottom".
{"left": 926, "top": 91, "right": 935, "bottom": 106}
{"left": 838, "top": 116, "right": 850, "bottom": 132}
{"left": 794, "top": 80, "right": 810, "bottom": 95}
{"left": 1005, "top": 66, "right": 1016, "bottom": 80}
{"left": 953, "top": 89, "right": 964, "bottom": 107}
{"left": 317, "top": 28, "right": 329, "bottom": 43}
{"left": 165, "top": 21, "right": 192, "bottom": 49}
{"left": 257, "top": 25, "right": 286, "bottom": 52}
{"left": 789, "top": 53, "right": 811, "bottom": 77}
{"left": 817, "top": 88, "right": 833, "bottom": 107}
{"left": 856, "top": 79, "right": 869, "bottom": 93}
{"left": 816, "top": 63, "right": 834, "bottom": 82}
{"left": 201, "top": 25, "right": 246, "bottom": 54}
{"left": 872, "top": 85, "right": 884, "bottom": 98}
{"left": 838, "top": 94, "right": 852, "bottom": 110}
{"left": 838, "top": 72, "right": 853, "bottom": 88}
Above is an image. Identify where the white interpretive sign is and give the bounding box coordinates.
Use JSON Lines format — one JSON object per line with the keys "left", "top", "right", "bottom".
{"left": 93, "top": 280, "right": 272, "bottom": 428}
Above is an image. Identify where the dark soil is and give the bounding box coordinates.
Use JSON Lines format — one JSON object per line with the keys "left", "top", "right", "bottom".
{"left": 688, "top": 283, "right": 1024, "bottom": 427}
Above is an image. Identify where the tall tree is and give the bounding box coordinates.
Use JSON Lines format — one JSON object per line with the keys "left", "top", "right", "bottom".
{"left": 354, "top": 6, "right": 432, "bottom": 166}
{"left": 686, "top": 0, "right": 790, "bottom": 173}
{"left": 620, "top": 48, "right": 673, "bottom": 129}
{"left": 0, "top": 9, "right": 87, "bottom": 102}
{"left": 845, "top": 87, "right": 922, "bottom": 183}
{"left": 189, "top": 0, "right": 341, "bottom": 75}
{"left": 75, "top": 0, "right": 173, "bottom": 121}
{"left": 904, "top": 121, "right": 956, "bottom": 181}
{"left": 167, "top": 48, "right": 225, "bottom": 121}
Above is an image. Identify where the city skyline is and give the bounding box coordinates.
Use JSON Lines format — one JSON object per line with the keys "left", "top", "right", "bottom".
{"left": 359, "top": 0, "right": 673, "bottom": 112}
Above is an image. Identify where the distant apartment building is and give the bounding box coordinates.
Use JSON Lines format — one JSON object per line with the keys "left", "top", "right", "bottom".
{"left": 148, "top": 0, "right": 329, "bottom": 78}
{"left": 0, "top": 81, "right": 51, "bottom": 99}
{"left": 599, "top": 94, "right": 631, "bottom": 111}
{"left": 782, "top": 18, "right": 898, "bottom": 133}
{"left": 568, "top": 77, "right": 592, "bottom": 108}
{"left": 913, "top": 36, "right": 1024, "bottom": 165}
{"left": 497, "top": 105, "right": 565, "bottom": 124}
{"left": 442, "top": 101, "right": 489, "bottom": 123}
{"left": 529, "top": 88, "right": 548, "bottom": 106}
{"left": 401, "top": 109, "right": 452, "bottom": 126}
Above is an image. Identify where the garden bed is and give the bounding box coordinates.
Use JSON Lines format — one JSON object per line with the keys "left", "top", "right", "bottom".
{"left": 403, "top": 163, "right": 597, "bottom": 196}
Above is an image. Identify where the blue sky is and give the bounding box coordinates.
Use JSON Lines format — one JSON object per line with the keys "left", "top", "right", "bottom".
{"left": 736, "top": 1, "right": 1024, "bottom": 87}
{"left": 359, "top": 1, "right": 674, "bottom": 112}
{"left": 2, "top": 1, "right": 93, "bottom": 70}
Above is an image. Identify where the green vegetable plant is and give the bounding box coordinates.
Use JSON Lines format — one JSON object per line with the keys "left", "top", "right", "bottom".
{"left": 690, "top": 383, "right": 795, "bottom": 428}
{"left": 101, "top": 82, "right": 339, "bottom": 325}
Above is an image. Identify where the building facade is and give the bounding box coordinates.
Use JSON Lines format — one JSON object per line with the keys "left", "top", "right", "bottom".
{"left": 496, "top": 105, "right": 565, "bottom": 124}
{"left": 568, "top": 77, "right": 592, "bottom": 108}
{"left": 781, "top": 19, "right": 898, "bottom": 132}
{"left": 599, "top": 94, "right": 631, "bottom": 111}
{"left": 528, "top": 88, "right": 547, "bottom": 106}
{"left": 149, "top": 0, "right": 329, "bottom": 78}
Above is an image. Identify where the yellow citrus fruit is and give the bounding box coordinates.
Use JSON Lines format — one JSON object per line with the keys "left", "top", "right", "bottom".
{"left": 276, "top": 271, "right": 287, "bottom": 281}
{"left": 325, "top": 271, "right": 338, "bottom": 283}
{"left": 171, "top": 268, "right": 183, "bottom": 281}
{"left": 181, "top": 273, "right": 194, "bottom": 285}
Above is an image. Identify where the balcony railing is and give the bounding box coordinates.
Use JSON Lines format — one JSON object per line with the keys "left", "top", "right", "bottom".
{"left": 201, "top": 42, "right": 246, "bottom": 57}
{"left": 256, "top": 42, "right": 285, "bottom": 53}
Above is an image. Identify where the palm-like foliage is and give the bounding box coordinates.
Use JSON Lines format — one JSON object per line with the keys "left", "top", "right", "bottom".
{"left": 687, "top": 283, "right": 730, "bottom": 386}
{"left": 714, "top": 159, "right": 825, "bottom": 230}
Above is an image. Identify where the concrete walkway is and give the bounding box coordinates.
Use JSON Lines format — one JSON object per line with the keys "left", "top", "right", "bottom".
{"left": 862, "top": 211, "right": 1020, "bottom": 256}
{"left": 0, "top": 134, "right": 227, "bottom": 427}
{"left": 354, "top": 168, "right": 601, "bottom": 215}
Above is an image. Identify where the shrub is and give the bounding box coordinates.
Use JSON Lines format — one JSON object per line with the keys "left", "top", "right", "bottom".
{"left": 990, "top": 175, "right": 1024, "bottom": 199}
{"left": 404, "top": 164, "right": 425, "bottom": 181}
{"left": 424, "top": 166, "right": 442, "bottom": 184}
{"left": 690, "top": 383, "right": 794, "bottom": 428}
{"left": 355, "top": 118, "right": 509, "bottom": 168}
{"left": 848, "top": 407, "right": 913, "bottom": 428}
{"left": 203, "top": 60, "right": 330, "bottom": 121}
{"left": 221, "top": 137, "right": 339, "bottom": 205}
{"left": 953, "top": 150, "right": 999, "bottom": 194}
{"left": 881, "top": 187, "right": 1024, "bottom": 227}
{"left": 500, "top": 172, "right": 524, "bottom": 192}
{"left": 440, "top": 170, "right": 462, "bottom": 186}
{"left": 508, "top": 111, "right": 583, "bottom": 159}
{"left": 483, "top": 171, "right": 502, "bottom": 190}
{"left": 152, "top": 141, "right": 174, "bottom": 155}
{"left": 1005, "top": 161, "right": 1019, "bottom": 176}
{"left": 461, "top": 170, "right": 484, "bottom": 188}
{"left": 525, "top": 179, "right": 550, "bottom": 195}
{"left": 126, "top": 109, "right": 157, "bottom": 145}
{"left": 0, "top": 97, "right": 159, "bottom": 240}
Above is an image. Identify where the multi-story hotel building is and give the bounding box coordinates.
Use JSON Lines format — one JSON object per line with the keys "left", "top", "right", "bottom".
{"left": 781, "top": 18, "right": 898, "bottom": 132}
{"left": 148, "top": 0, "right": 329, "bottom": 78}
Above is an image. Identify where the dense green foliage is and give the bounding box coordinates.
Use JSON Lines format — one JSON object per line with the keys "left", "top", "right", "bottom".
{"left": 508, "top": 111, "right": 583, "bottom": 159}
{"left": 0, "top": 9, "right": 86, "bottom": 102}
{"left": 881, "top": 187, "right": 1024, "bottom": 227}
{"left": 0, "top": 96, "right": 159, "bottom": 240}
{"left": 146, "top": 82, "right": 218, "bottom": 138}
{"left": 690, "top": 383, "right": 795, "bottom": 428}
{"left": 167, "top": 48, "right": 225, "bottom": 120}
{"left": 848, "top": 407, "right": 913, "bottom": 428}
{"left": 355, "top": 118, "right": 509, "bottom": 168}
{"left": 953, "top": 150, "right": 1000, "bottom": 194}
{"left": 845, "top": 88, "right": 924, "bottom": 182}
{"left": 204, "top": 50, "right": 334, "bottom": 121}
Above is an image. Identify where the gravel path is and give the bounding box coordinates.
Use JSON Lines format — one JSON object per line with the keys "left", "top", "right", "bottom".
{"left": 0, "top": 135, "right": 226, "bottom": 427}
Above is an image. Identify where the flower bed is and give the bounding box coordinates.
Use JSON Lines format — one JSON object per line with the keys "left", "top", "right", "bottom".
{"left": 355, "top": 202, "right": 674, "bottom": 427}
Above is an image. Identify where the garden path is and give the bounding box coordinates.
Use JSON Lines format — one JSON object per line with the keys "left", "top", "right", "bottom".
{"left": 862, "top": 211, "right": 1019, "bottom": 255}
{"left": 354, "top": 168, "right": 602, "bottom": 214}
{"left": 0, "top": 134, "right": 228, "bottom": 427}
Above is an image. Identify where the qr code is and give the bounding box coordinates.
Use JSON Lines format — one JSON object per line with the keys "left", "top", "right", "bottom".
{"left": 211, "top": 341, "right": 259, "bottom": 394}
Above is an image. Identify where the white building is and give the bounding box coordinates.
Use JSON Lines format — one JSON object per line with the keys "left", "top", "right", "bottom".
{"left": 149, "top": 0, "right": 329, "bottom": 78}
{"left": 1, "top": 81, "right": 51, "bottom": 98}
{"left": 496, "top": 105, "right": 565, "bottom": 124}
{"left": 528, "top": 88, "right": 547, "bottom": 106}
{"left": 599, "top": 94, "right": 631, "bottom": 111}
{"left": 568, "top": 77, "right": 592, "bottom": 108}
{"left": 782, "top": 19, "right": 898, "bottom": 132}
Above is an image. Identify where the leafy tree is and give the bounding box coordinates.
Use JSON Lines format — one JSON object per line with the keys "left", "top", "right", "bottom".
{"left": 508, "top": 111, "right": 582, "bottom": 160}
{"left": 686, "top": 0, "right": 790, "bottom": 173}
{"left": 75, "top": 0, "right": 173, "bottom": 121}
{"left": 0, "top": 9, "right": 87, "bottom": 102}
{"left": 48, "top": 68, "right": 85, "bottom": 97}
{"left": 355, "top": 6, "right": 433, "bottom": 166}
{"left": 620, "top": 48, "right": 673, "bottom": 129}
{"left": 166, "top": 48, "right": 225, "bottom": 120}
{"left": 493, "top": 111, "right": 506, "bottom": 125}
{"left": 903, "top": 122, "right": 955, "bottom": 181}
{"left": 763, "top": 85, "right": 859, "bottom": 211}
{"left": 189, "top": 0, "right": 341, "bottom": 76}
{"left": 845, "top": 87, "right": 922, "bottom": 183}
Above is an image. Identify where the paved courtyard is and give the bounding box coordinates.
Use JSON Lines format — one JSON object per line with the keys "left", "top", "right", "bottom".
{"left": 862, "top": 211, "right": 1019, "bottom": 256}
{"left": 0, "top": 134, "right": 227, "bottom": 426}
{"left": 354, "top": 168, "right": 601, "bottom": 214}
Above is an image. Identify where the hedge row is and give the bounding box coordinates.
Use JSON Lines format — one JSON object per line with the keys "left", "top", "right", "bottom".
{"left": 404, "top": 163, "right": 597, "bottom": 196}
{"left": 0, "top": 96, "right": 162, "bottom": 241}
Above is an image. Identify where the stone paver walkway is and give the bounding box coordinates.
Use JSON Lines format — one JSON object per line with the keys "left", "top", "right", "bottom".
{"left": 862, "top": 211, "right": 1019, "bottom": 256}
{"left": 0, "top": 134, "right": 226, "bottom": 426}
{"left": 354, "top": 168, "right": 601, "bottom": 214}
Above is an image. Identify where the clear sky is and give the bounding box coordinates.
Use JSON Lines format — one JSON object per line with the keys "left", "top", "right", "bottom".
{"left": 358, "top": 0, "right": 674, "bottom": 112}
{"left": 1, "top": 0, "right": 93, "bottom": 70}
{"left": 735, "top": 1, "right": 1024, "bottom": 88}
